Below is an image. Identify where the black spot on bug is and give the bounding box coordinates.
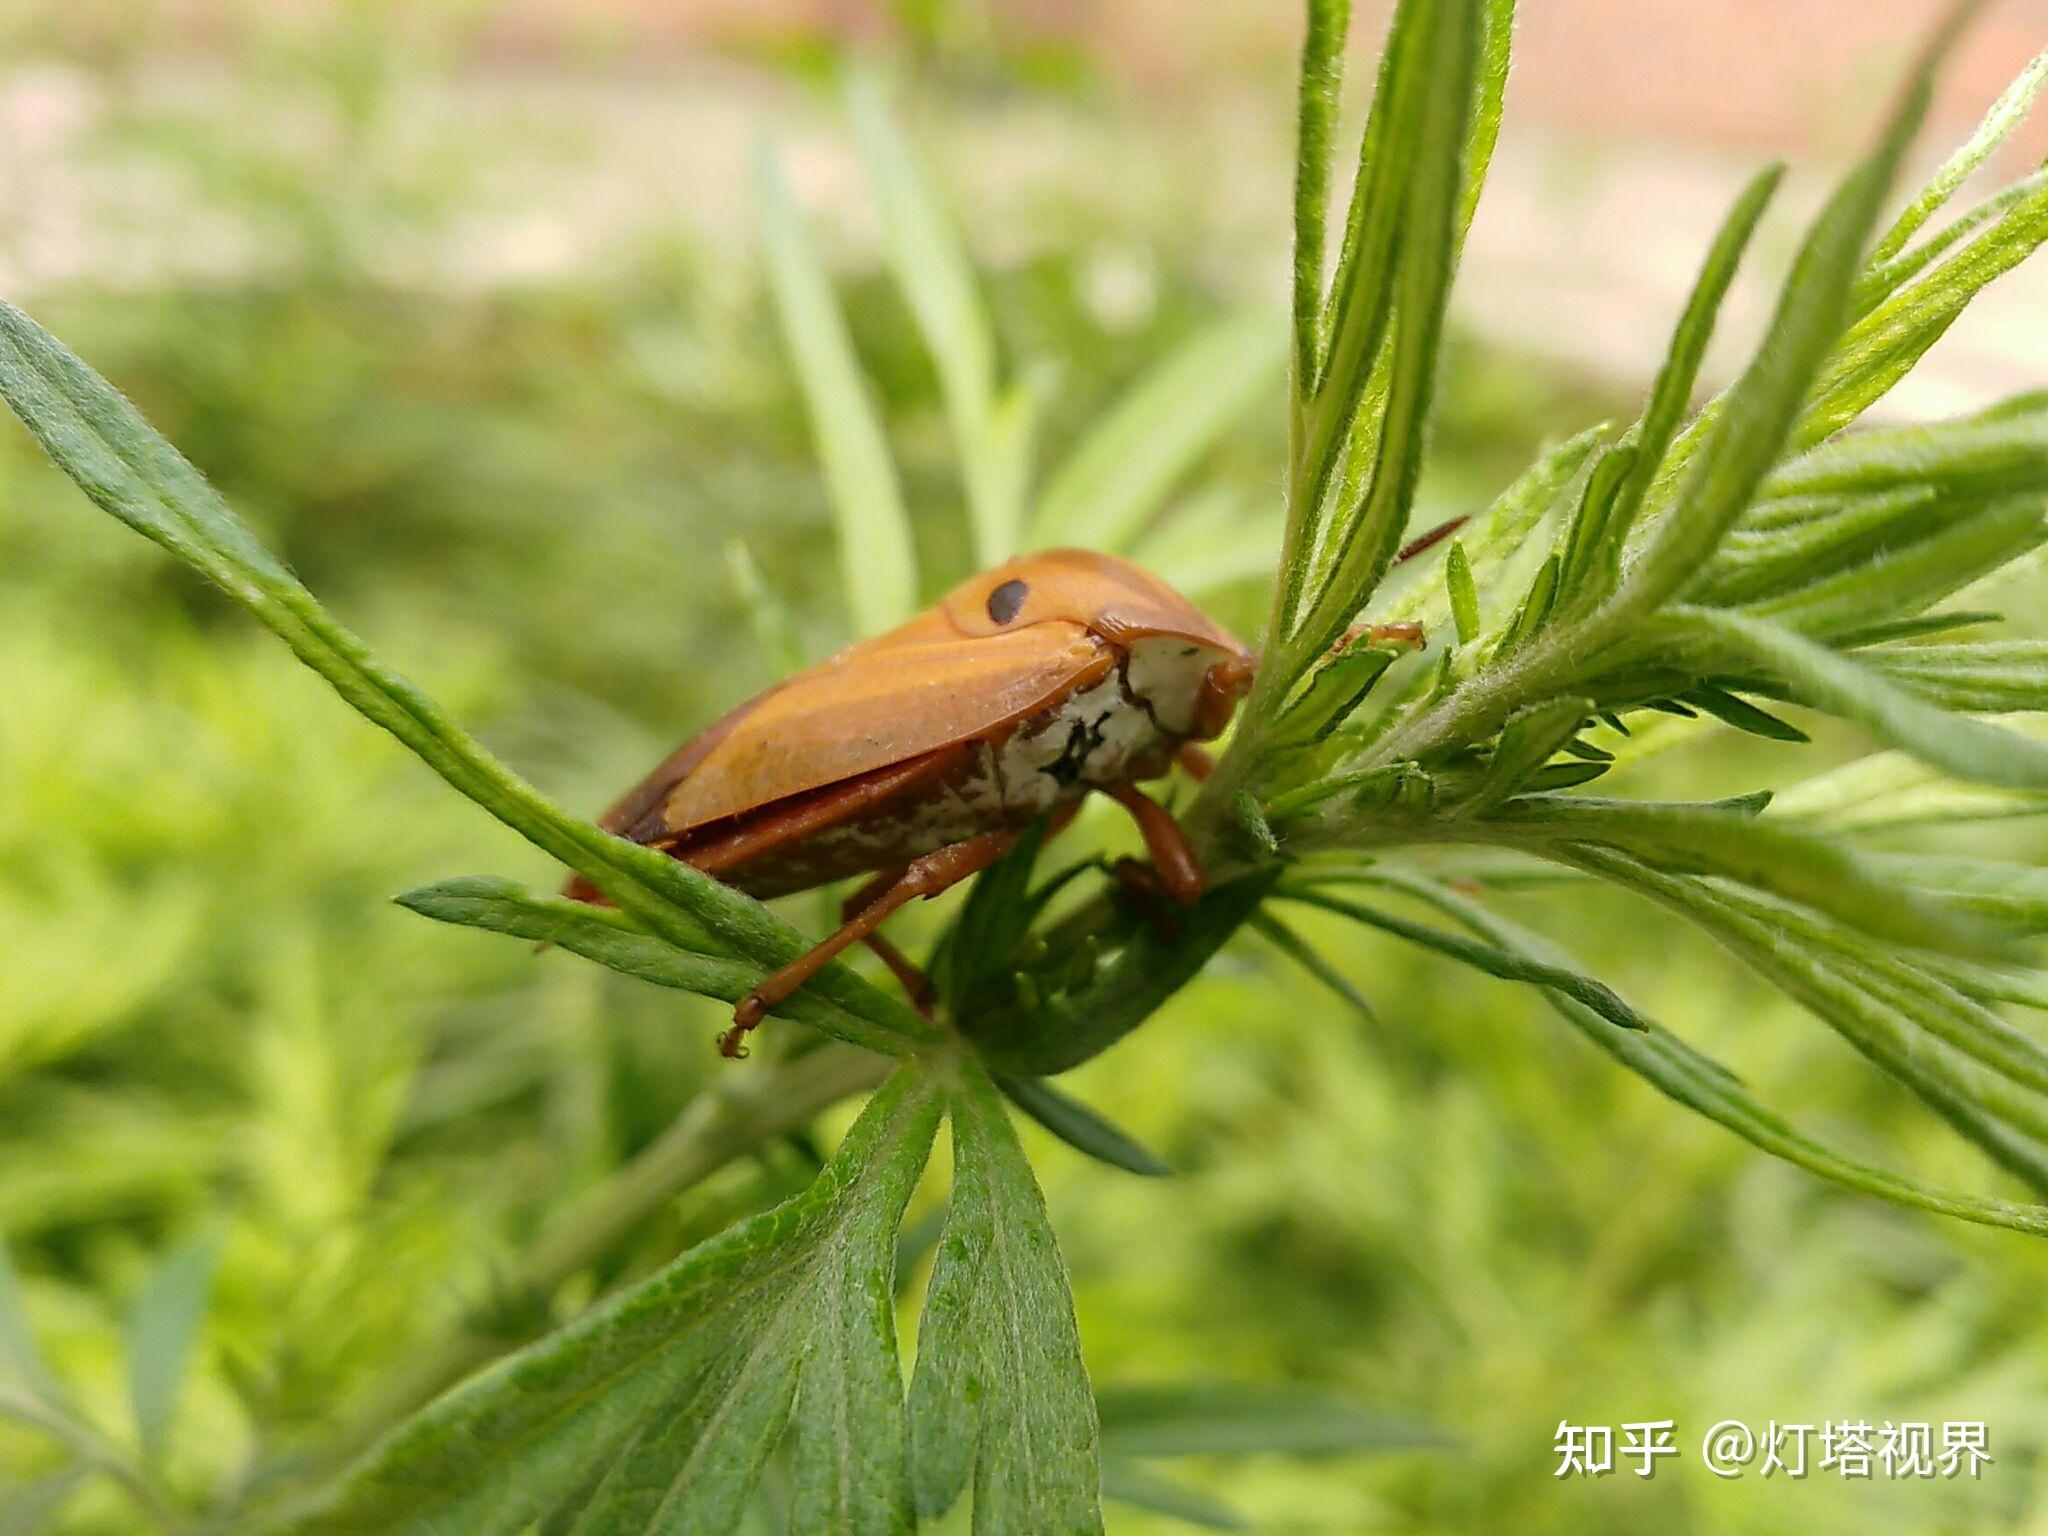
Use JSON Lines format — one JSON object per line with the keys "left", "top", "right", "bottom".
{"left": 986, "top": 579, "right": 1029, "bottom": 624}
{"left": 1045, "top": 710, "right": 1113, "bottom": 787}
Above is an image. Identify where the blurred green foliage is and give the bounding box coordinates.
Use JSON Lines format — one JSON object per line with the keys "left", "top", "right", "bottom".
{"left": 5, "top": 5, "right": 2048, "bottom": 1533}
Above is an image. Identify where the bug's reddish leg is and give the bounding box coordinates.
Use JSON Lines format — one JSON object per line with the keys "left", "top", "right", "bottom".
{"left": 1105, "top": 782, "right": 1204, "bottom": 906}
{"left": 720, "top": 828, "right": 1022, "bottom": 1059}
{"left": 837, "top": 866, "right": 936, "bottom": 1013}
{"left": 1190, "top": 653, "right": 1256, "bottom": 740}
{"left": 1331, "top": 620, "right": 1425, "bottom": 654}
{"left": 1175, "top": 743, "right": 1218, "bottom": 782}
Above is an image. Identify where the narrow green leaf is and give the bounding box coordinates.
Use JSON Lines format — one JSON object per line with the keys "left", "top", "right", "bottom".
{"left": 1096, "top": 1381, "right": 1450, "bottom": 1458}
{"left": 0, "top": 1467, "right": 87, "bottom": 1536}
{"left": 1460, "top": 0, "right": 1518, "bottom": 245}
{"left": 1872, "top": 639, "right": 2048, "bottom": 713}
{"left": 1245, "top": 910, "right": 1379, "bottom": 1026}
{"left": 847, "top": 73, "right": 1020, "bottom": 566}
{"left": 1487, "top": 796, "right": 2017, "bottom": 960}
{"left": 1463, "top": 697, "right": 1591, "bottom": 815}
{"left": 1703, "top": 485, "right": 1940, "bottom": 607}
{"left": 1744, "top": 497, "right": 2047, "bottom": 638}
{"left": 1929, "top": 957, "right": 2048, "bottom": 1013}
{"left": 725, "top": 539, "right": 809, "bottom": 681}
{"left": 397, "top": 878, "right": 920, "bottom": 1054}
{"left": 1378, "top": 871, "right": 2048, "bottom": 1239}
{"left": 1555, "top": 442, "right": 1637, "bottom": 605}
{"left": 1033, "top": 313, "right": 1284, "bottom": 552}
{"left": 1869, "top": 41, "right": 2048, "bottom": 265}
{"left": 1288, "top": 0, "right": 1482, "bottom": 669}
{"left": 1831, "top": 608, "right": 2003, "bottom": 647}
{"left": 909, "top": 1061, "right": 1103, "bottom": 1534}
{"left": 1567, "top": 846, "right": 2048, "bottom": 1195}
{"left": 0, "top": 1246, "right": 59, "bottom": 1408}
{"left": 1767, "top": 414, "right": 2048, "bottom": 503}
{"left": 995, "top": 1075, "right": 1172, "bottom": 1178}
{"left": 1660, "top": 605, "right": 2048, "bottom": 789}
{"left": 1279, "top": 889, "right": 1650, "bottom": 1034}
{"left": 0, "top": 297, "right": 927, "bottom": 1046}
{"left": 127, "top": 1234, "right": 217, "bottom": 1463}
{"left": 1492, "top": 551, "right": 1561, "bottom": 656}
{"left": 1290, "top": 0, "right": 1355, "bottom": 391}
{"left": 1275, "top": 0, "right": 1469, "bottom": 639}
{"left": 1100, "top": 1461, "right": 1244, "bottom": 1531}
{"left": 1609, "top": 19, "right": 1955, "bottom": 622}
{"left": 1579, "top": 163, "right": 1784, "bottom": 593}
{"left": 1523, "top": 761, "right": 1612, "bottom": 793}
{"left": 1805, "top": 175, "right": 2048, "bottom": 444}
{"left": 937, "top": 822, "right": 1049, "bottom": 1014}
{"left": 269, "top": 1068, "right": 942, "bottom": 1536}
{"left": 755, "top": 143, "right": 919, "bottom": 634}
{"left": 1768, "top": 744, "right": 2048, "bottom": 831}
{"left": 1870, "top": 854, "right": 2048, "bottom": 933}
{"left": 1681, "top": 685, "right": 1810, "bottom": 743}
{"left": 1272, "top": 639, "right": 1401, "bottom": 746}
{"left": 1856, "top": 169, "right": 2048, "bottom": 315}
{"left": 1444, "top": 541, "right": 1480, "bottom": 644}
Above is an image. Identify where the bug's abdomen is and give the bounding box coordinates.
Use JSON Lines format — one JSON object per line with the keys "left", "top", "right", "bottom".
{"left": 674, "top": 659, "right": 1179, "bottom": 899}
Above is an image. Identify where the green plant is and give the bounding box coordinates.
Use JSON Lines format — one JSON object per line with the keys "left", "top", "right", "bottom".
{"left": 6, "top": 0, "right": 2048, "bottom": 1529}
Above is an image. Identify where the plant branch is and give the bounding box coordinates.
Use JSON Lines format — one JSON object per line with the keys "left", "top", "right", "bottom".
{"left": 0, "top": 1386, "right": 185, "bottom": 1531}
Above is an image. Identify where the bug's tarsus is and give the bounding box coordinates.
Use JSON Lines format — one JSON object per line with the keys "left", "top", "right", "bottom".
{"left": 1174, "top": 743, "right": 1218, "bottom": 783}
{"left": 1109, "top": 856, "right": 1188, "bottom": 940}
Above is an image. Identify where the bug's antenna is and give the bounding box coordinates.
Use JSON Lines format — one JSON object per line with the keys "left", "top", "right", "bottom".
{"left": 1395, "top": 515, "right": 1467, "bottom": 564}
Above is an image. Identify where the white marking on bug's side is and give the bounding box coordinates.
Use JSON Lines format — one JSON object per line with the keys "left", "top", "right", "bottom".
{"left": 1123, "top": 636, "right": 1226, "bottom": 736}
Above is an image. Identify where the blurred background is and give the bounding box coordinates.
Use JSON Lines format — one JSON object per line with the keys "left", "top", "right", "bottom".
{"left": 5, "top": 1, "right": 2048, "bottom": 1532}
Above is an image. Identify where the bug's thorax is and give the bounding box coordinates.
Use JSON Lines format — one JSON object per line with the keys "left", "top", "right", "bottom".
{"left": 994, "top": 634, "right": 1214, "bottom": 799}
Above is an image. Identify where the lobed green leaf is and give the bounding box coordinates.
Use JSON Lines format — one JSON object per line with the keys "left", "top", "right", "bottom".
{"left": 397, "top": 878, "right": 917, "bottom": 1055}
{"left": 908, "top": 1061, "right": 1103, "bottom": 1534}
{"left": 126, "top": 1234, "right": 217, "bottom": 1464}
{"left": 995, "top": 1075, "right": 1173, "bottom": 1178}
{"left": 269, "top": 1068, "right": 943, "bottom": 1536}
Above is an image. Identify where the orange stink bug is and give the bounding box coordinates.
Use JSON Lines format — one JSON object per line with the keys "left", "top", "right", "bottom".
{"left": 567, "top": 548, "right": 1256, "bottom": 1057}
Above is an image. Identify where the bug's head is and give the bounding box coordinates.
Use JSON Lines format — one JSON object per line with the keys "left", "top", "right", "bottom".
{"left": 942, "top": 549, "right": 1254, "bottom": 737}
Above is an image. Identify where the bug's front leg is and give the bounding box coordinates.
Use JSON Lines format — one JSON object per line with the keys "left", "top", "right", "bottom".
{"left": 721, "top": 828, "right": 1022, "bottom": 1059}
{"left": 1105, "top": 781, "right": 1205, "bottom": 906}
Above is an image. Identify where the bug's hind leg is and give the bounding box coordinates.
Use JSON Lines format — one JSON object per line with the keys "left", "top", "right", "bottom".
{"left": 720, "top": 829, "right": 1021, "bottom": 1059}
{"left": 837, "top": 867, "right": 935, "bottom": 1014}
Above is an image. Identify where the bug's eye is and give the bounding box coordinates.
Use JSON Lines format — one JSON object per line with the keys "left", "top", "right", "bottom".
{"left": 986, "top": 578, "right": 1029, "bottom": 624}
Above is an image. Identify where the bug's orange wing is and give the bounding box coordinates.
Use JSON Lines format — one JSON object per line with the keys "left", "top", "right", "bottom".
{"left": 601, "top": 612, "right": 1112, "bottom": 844}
